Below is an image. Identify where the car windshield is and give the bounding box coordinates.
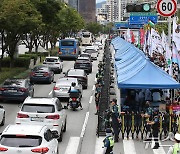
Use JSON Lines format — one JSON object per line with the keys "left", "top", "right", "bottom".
{"left": 0, "top": 135, "right": 42, "bottom": 147}
{"left": 21, "top": 104, "right": 55, "bottom": 113}
{"left": 45, "top": 58, "right": 58, "bottom": 62}
{"left": 83, "top": 34, "right": 90, "bottom": 38}
{"left": 61, "top": 41, "right": 74, "bottom": 46}
{"left": 33, "top": 66, "right": 48, "bottom": 72}
{"left": 84, "top": 49, "right": 96, "bottom": 53}
{"left": 3, "top": 80, "right": 23, "bottom": 86}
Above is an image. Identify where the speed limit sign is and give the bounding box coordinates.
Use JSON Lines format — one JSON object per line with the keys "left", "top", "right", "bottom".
{"left": 157, "top": 0, "right": 177, "bottom": 17}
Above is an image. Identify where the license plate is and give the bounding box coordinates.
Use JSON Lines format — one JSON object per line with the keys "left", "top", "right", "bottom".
{"left": 72, "top": 102, "right": 77, "bottom": 105}
{"left": 31, "top": 117, "right": 44, "bottom": 122}
{"left": 36, "top": 74, "right": 43, "bottom": 77}
{"left": 8, "top": 90, "right": 17, "bottom": 92}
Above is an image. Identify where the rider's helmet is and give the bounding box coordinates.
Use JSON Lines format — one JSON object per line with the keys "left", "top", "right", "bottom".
{"left": 71, "top": 82, "right": 76, "bottom": 87}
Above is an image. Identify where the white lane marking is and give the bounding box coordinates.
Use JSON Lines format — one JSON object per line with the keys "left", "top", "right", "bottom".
{"left": 92, "top": 85, "right": 95, "bottom": 91}
{"left": 94, "top": 137, "right": 104, "bottom": 154}
{"left": 64, "top": 137, "right": 80, "bottom": 154}
{"left": 80, "top": 112, "right": 89, "bottom": 138}
{"left": 123, "top": 139, "right": 136, "bottom": 154}
{"left": 48, "top": 90, "right": 52, "bottom": 96}
{"left": 153, "top": 141, "right": 166, "bottom": 154}
{"left": 89, "top": 96, "right": 93, "bottom": 104}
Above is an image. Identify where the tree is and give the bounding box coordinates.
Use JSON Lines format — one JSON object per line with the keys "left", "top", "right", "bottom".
{"left": 58, "top": 5, "right": 85, "bottom": 38}
{"left": 85, "top": 22, "right": 103, "bottom": 35}
{"left": 0, "top": 0, "right": 42, "bottom": 67}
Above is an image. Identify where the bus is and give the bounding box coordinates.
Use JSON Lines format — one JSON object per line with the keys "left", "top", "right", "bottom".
{"left": 58, "top": 38, "right": 81, "bottom": 60}
{"left": 81, "top": 32, "right": 93, "bottom": 46}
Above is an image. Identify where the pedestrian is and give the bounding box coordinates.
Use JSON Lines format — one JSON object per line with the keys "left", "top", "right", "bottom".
{"left": 102, "top": 128, "right": 114, "bottom": 154}
{"left": 146, "top": 109, "right": 160, "bottom": 149}
{"left": 94, "top": 83, "right": 101, "bottom": 115}
{"left": 124, "top": 110, "right": 132, "bottom": 140}
{"left": 111, "top": 98, "right": 120, "bottom": 142}
{"left": 167, "top": 133, "right": 180, "bottom": 154}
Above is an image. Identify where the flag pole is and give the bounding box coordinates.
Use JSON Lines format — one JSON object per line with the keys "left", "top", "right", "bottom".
{"left": 168, "top": 16, "right": 172, "bottom": 45}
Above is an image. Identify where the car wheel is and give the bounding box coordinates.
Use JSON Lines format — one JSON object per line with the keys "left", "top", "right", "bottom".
{"left": 63, "top": 119, "right": 67, "bottom": 132}
{"left": 0, "top": 112, "right": 5, "bottom": 126}
{"left": 58, "top": 130, "right": 63, "bottom": 142}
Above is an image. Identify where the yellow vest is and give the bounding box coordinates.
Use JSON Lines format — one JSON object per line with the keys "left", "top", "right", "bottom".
{"left": 173, "top": 143, "right": 180, "bottom": 154}
{"left": 108, "top": 136, "right": 114, "bottom": 147}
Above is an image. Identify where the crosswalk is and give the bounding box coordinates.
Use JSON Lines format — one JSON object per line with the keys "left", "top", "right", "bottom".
{"left": 95, "top": 137, "right": 172, "bottom": 154}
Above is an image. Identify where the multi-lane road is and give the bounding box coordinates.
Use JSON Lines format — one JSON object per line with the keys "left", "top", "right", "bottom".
{"left": 0, "top": 37, "right": 175, "bottom": 154}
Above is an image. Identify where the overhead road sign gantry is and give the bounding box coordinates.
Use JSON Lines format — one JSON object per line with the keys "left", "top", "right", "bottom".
{"left": 157, "top": 0, "right": 177, "bottom": 17}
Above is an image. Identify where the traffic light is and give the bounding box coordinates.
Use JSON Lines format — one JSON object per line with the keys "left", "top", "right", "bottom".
{"left": 126, "top": 3, "right": 151, "bottom": 12}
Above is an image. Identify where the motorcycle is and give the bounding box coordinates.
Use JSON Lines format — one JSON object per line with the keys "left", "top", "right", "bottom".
{"left": 69, "top": 91, "right": 81, "bottom": 111}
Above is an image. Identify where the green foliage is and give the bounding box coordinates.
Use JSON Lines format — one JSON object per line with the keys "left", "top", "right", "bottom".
{"left": 0, "top": 67, "right": 27, "bottom": 84}
{"left": 155, "top": 23, "right": 168, "bottom": 35}
{"left": 85, "top": 22, "right": 103, "bottom": 35}
{"left": 19, "top": 54, "right": 38, "bottom": 62}
{"left": 49, "top": 47, "right": 58, "bottom": 56}
{"left": 1, "top": 57, "right": 31, "bottom": 68}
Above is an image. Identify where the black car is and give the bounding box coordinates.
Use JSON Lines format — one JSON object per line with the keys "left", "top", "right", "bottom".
{"left": 30, "top": 65, "right": 54, "bottom": 84}
{"left": 74, "top": 57, "right": 92, "bottom": 73}
{"left": 0, "top": 78, "right": 34, "bottom": 102}
{"left": 65, "top": 69, "right": 88, "bottom": 89}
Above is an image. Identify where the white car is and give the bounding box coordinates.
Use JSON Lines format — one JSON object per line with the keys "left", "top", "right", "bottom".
{"left": 83, "top": 48, "right": 98, "bottom": 60}
{"left": 15, "top": 97, "right": 67, "bottom": 142}
{"left": 0, "top": 105, "right": 5, "bottom": 126}
{"left": 94, "top": 41, "right": 103, "bottom": 50}
{"left": 43, "top": 56, "right": 63, "bottom": 73}
{"left": 84, "top": 45, "right": 99, "bottom": 52}
{"left": 0, "top": 124, "right": 58, "bottom": 154}
{"left": 53, "top": 77, "right": 82, "bottom": 99}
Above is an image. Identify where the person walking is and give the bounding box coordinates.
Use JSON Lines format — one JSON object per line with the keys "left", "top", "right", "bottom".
{"left": 111, "top": 98, "right": 120, "bottom": 142}
{"left": 102, "top": 128, "right": 114, "bottom": 154}
{"left": 167, "top": 133, "right": 180, "bottom": 154}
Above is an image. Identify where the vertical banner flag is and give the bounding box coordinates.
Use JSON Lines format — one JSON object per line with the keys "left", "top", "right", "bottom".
{"left": 172, "top": 17, "right": 180, "bottom": 51}
{"left": 149, "top": 28, "right": 163, "bottom": 56}
{"left": 140, "top": 28, "right": 145, "bottom": 48}
{"left": 126, "top": 28, "right": 132, "bottom": 43}
{"left": 172, "top": 42, "right": 180, "bottom": 70}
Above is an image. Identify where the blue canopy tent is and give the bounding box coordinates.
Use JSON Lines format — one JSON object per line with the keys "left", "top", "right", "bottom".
{"left": 111, "top": 37, "right": 180, "bottom": 89}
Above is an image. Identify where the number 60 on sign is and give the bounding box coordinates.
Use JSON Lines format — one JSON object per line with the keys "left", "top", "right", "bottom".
{"left": 157, "top": 0, "right": 177, "bottom": 17}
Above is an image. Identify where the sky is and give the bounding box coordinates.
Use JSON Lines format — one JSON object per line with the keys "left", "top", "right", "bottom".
{"left": 96, "top": 0, "right": 105, "bottom": 3}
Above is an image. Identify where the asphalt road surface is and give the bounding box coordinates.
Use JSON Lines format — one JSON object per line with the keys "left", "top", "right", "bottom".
{"left": 0, "top": 37, "right": 175, "bottom": 154}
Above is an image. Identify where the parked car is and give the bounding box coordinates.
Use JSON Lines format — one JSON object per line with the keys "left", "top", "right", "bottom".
{"left": 52, "top": 77, "right": 82, "bottom": 99}
{"left": 15, "top": 97, "right": 67, "bottom": 142}
{"left": 0, "top": 124, "right": 59, "bottom": 154}
{"left": 74, "top": 57, "right": 92, "bottom": 73}
{"left": 0, "top": 78, "right": 34, "bottom": 102}
{"left": 83, "top": 48, "right": 98, "bottom": 60}
{"left": 43, "top": 56, "right": 63, "bottom": 73}
{"left": 65, "top": 69, "right": 88, "bottom": 89}
{"left": 29, "top": 65, "right": 54, "bottom": 84}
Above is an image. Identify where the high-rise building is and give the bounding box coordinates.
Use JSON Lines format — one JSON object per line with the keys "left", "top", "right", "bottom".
{"left": 68, "top": 0, "right": 78, "bottom": 10}
{"left": 79, "top": 0, "right": 96, "bottom": 22}
{"left": 97, "top": 0, "right": 120, "bottom": 23}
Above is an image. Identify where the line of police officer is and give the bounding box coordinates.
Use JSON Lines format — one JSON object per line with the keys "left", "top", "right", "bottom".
{"left": 104, "top": 100, "right": 180, "bottom": 150}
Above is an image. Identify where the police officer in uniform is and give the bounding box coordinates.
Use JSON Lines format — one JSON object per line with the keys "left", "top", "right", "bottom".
{"left": 146, "top": 109, "right": 160, "bottom": 149}
{"left": 103, "top": 128, "right": 114, "bottom": 154}
{"left": 167, "top": 133, "right": 180, "bottom": 154}
{"left": 111, "top": 98, "right": 120, "bottom": 142}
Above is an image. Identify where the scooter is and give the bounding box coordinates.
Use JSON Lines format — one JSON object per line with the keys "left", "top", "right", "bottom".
{"left": 69, "top": 92, "right": 81, "bottom": 111}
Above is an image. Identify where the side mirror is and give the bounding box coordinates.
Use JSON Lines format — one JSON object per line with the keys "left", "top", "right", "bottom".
{"left": 51, "top": 130, "right": 59, "bottom": 139}
{"left": 53, "top": 81, "right": 56, "bottom": 83}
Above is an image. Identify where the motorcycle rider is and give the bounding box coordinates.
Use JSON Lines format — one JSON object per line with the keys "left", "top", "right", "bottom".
{"left": 68, "top": 82, "right": 83, "bottom": 110}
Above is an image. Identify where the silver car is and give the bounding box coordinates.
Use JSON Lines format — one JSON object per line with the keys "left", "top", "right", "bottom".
{"left": 52, "top": 77, "right": 82, "bottom": 99}
{"left": 43, "top": 56, "right": 63, "bottom": 73}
